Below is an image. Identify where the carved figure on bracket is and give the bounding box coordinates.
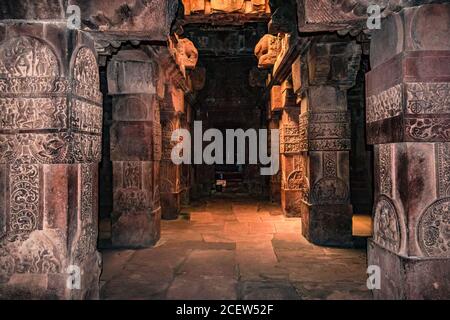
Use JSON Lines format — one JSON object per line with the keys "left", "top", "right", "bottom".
{"left": 175, "top": 37, "right": 199, "bottom": 70}
{"left": 254, "top": 34, "right": 281, "bottom": 69}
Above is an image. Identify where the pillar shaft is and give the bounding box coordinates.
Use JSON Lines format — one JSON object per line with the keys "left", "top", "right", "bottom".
{"left": 160, "top": 85, "right": 184, "bottom": 220}
{"left": 298, "top": 36, "right": 361, "bottom": 246}
{"left": 107, "top": 50, "right": 162, "bottom": 248}
{"left": 0, "top": 26, "right": 102, "bottom": 299}
{"left": 366, "top": 3, "right": 450, "bottom": 299}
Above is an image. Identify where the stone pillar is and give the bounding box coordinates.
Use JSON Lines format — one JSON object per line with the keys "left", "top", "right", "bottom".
{"left": 108, "top": 50, "right": 161, "bottom": 248}
{"left": 280, "top": 100, "right": 303, "bottom": 217}
{"left": 160, "top": 85, "right": 184, "bottom": 220}
{"left": 366, "top": 4, "right": 450, "bottom": 299}
{"left": 298, "top": 36, "right": 361, "bottom": 246}
{"left": 269, "top": 116, "right": 281, "bottom": 203}
{"left": 0, "top": 26, "right": 102, "bottom": 299}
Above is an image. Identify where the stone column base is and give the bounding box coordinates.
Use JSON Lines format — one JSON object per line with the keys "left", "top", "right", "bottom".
{"left": 161, "top": 192, "right": 182, "bottom": 220}
{"left": 368, "top": 240, "right": 450, "bottom": 300}
{"left": 301, "top": 203, "right": 353, "bottom": 247}
{"left": 281, "top": 190, "right": 302, "bottom": 217}
{"left": 111, "top": 208, "right": 161, "bottom": 248}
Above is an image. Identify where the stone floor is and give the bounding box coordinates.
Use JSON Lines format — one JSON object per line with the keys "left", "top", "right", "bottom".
{"left": 100, "top": 196, "right": 373, "bottom": 300}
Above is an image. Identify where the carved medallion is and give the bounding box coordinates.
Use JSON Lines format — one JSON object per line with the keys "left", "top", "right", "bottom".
{"left": 373, "top": 196, "right": 401, "bottom": 253}
{"left": 418, "top": 198, "right": 450, "bottom": 257}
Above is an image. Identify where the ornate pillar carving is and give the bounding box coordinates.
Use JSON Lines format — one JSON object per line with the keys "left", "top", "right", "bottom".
{"left": 298, "top": 36, "right": 361, "bottom": 246}
{"left": 107, "top": 49, "right": 161, "bottom": 248}
{"left": 0, "top": 26, "right": 102, "bottom": 299}
{"left": 279, "top": 79, "right": 302, "bottom": 217}
{"left": 366, "top": 3, "right": 450, "bottom": 299}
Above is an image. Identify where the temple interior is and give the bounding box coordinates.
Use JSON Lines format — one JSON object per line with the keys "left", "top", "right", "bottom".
{"left": 0, "top": 0, "right": 449, "bottom": 300}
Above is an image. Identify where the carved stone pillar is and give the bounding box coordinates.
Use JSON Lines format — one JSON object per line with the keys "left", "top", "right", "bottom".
{"left": 269, "top": 116, "right": 281, "bottom": 203}
{"left": 280, "top": 82, "right": 302, "bottom": 216}
{"left": 298, "top": 36, "right": 360, "bottom": 246}
{"left": 366, "top": 4, "right": 450, "bottom": 299}
{"left": 0, "top": 26, "right": 102, "bottom": 299}
{"left": 160, "top": 85, "right": 184, "bottom": 220}
{"left": 107, "top": 50, "right": 161, "bottom": 248}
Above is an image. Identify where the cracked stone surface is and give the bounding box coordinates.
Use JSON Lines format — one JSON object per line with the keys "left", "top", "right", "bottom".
{"left": 101, "top": 196, "right": 372, "bottom": 300}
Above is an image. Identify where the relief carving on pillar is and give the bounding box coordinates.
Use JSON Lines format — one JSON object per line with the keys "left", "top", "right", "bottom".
{"left": 405, "top": 118, "right": 450, "bottom": 142}
{"left": 123, "top": 162, "right": 142, "bottom": 189}
{"left": 0, "top": 35, "right": 67, "bottom": 93}
{"left": 0, "top": 98, "right": 67, "bottom": 131}
{"left": 437, "top": 144, "right": 450, "bottom": 197}
{"left": 406, "top": 82, "right": 450, "bottom": 115}
{"left": 298, "top": 113, "right": 308, "bottom": 151}
{"left": 379, "top": 144, "right": 392, "bottom": 197}
{"left": 71, "top": 100, "right": 102, "bottom": 134}
{"left": 0, "top": 37, "right": 59, "bottom": 79}
{"left": 418, "top": 198, "right": 450, "bottom": 257}
{"left": 162, "top": 119, "right": 177, "bottom": 160}
{"left": 73, "top": 164, "right": 97, "bottom": 264}
{"left": 303, "top": 112, "right": 351, "bottom": 151}
{"left": 114, "top": 162, "right": 149, "bottom": 212}
{"left": 280, "top": 125, "right": 300, "bottom": 154}
{"left": 0, "top": 230, "right": 62, "bottom": 283}
{"left": 311, "top": 152, "right": 348, "bottom": 204}
{"left": 73, "top": 47, "right": 102, "bottom": 104}
{"left": 366, "top": 84, "right": 402, "bottom": 123}
{"left": 373, "top": 195, "right": 401, "bottom": 253}
{"left": 254, "top": 34, "right": 281, "bottom": 69}
{"left": 9, "top": 163, "right": 41, "bottom": 239}
{"left": 283, "top": 157, "right": 309, "bottom": 203}
{"left": 0, "top": 133, "right": 72, "bottom": 165}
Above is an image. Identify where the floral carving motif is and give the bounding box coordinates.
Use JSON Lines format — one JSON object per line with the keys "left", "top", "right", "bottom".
{"left": 379, "top": 144, "right": 392, "bottom": 196}
{"left": 406, "top": 82, "right": 450, "bottom": 114}
{"left": 366, "top": 84, "right": 402, "bottom": 123}
{"left": 74, "top": 165, "right": 97, "bottom": 264}
{"left": 418, "top": 198, "right": 450, "bottom": 257}
{"left": 437, "top": 144, "right": 450, "bottom": 197}
{"left": 323, "top": 152, "right": 337, "bottom": 178}
{"left": 9, "top": 163, "right": 41, "bottom": 239}
{"left": 405, "top": 118, "right": 450, "bottom": 141}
